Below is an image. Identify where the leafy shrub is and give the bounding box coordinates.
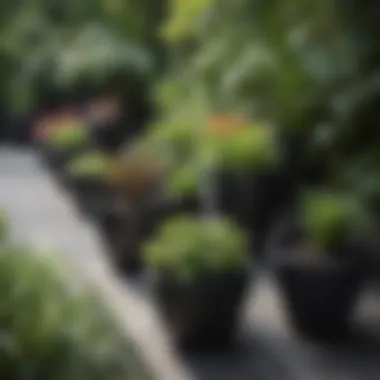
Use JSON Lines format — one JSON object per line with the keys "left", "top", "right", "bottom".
{"left": 207, "top": 121, "right": 280, "bottom": 172}
{"left": 166, "top": 162, "right": 202, "bottom": 198}
{"left": 55, "top": 23, "right": 154, "bottom": 90}
{"left": 160, "top": 0, "right": 214, "bottom": 43}
{"left": 48, "top": 124, "right": 88, "bottom": 151}
{"left": 0, "top": 244, "right": 150, "bottom": 380}
{"left": 106, "top": 142, "right": 168, "bottom": 203}
{"left": 67, "top": 152, "right": 110, "bottom": 180}
{"left": 144, "top": 215, "right": 248, "bottom": 282}
{"left": 300, "top": 191, "right": 364, "bottom": 251}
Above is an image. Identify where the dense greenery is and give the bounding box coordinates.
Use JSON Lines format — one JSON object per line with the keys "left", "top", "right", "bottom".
{"left": 67, "top": 151, "right": 110, "bottom": 179}
{"left": 4, "top": 1, "right": 379, "bottom": 220}
{"left": 0, "top": 212, "right": 150, "bottom": 380}
{"left": 150, "top": 0, "right": 380, "bottom": 228}
{"left": 144, "top": 215, "right": 247, "bottom": 281}
{"left": 0, "top": 0, "right": 164, "bottom": 113}
{"left": 300, "top": 191, "right": 365, "bottom": 252}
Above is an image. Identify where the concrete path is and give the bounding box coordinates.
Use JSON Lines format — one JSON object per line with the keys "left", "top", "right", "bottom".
{"left": 1, "top": 145, "right": 380, "bottom": 380}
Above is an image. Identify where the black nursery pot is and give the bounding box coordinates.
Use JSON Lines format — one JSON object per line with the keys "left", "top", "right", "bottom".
{"left": 66, "top": 177, "right": 113, "bottom": 220}
{"left": 40, "top": 145, "right": 83, "bottom": 174}
{"left": 217, "top": 170, "right": 298, "bottom": 255}
{"left": 98, "top": 210, "right": 143, "bottom": 275}
{"left": 40, "top": 145, "right": 70, "bottom": 172}
{"left": 276, "top": 256, "right": 364, "bottom": 341}
{"left": 101, "top": 196, "right": 202, "bottom": 276}
{"left": 153, "top": 269, "right": 249, "bottom": 351}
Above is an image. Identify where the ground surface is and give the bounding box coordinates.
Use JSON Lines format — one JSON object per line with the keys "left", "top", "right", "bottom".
{"left": 1, "top": 145, "right": 380, "bottom": 380}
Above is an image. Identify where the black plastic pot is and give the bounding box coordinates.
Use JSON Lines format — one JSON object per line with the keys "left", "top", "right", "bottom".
{"left": 152, "top": 269, "right": 249, "bottom": 351}
{"left": 40, "top": 145, "right": 84, "bottom": 174}
{"left": 276, "top": 255, "right": 364, "bottom": 341}
{"left": 66, "top": 177, "right": 114, "bottom": 220}
{"left": 217, "top": 170, "right": 298, "bottom": 255}
{"left": 97, "top": 193, "right": 201, "bottom": 276}
{"left": 98, "top": 210, "right": 143, "bottom": 275}
{"left": 40, "top": 146, "right": 69, "bottom": 171}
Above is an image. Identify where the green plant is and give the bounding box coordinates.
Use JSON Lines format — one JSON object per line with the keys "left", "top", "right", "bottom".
{"left": 48, "top": 124, "right": 88, "bottom": 151}
{"left": 207, "top": 122, "right": 280, "bottom": 172}
{"left": 300, "top": 191, "right": 365, "bottom": 252}
{"left": 144, "top": 215, "right": 247, "bottom": 282}
{"left": 0, "top": 243, "right": 150, "bottom": 380}
{"left": 54, "top": 23, "right": 154, "bottom": 90}
{"left": 67, "top": 152, "right": 110, "bottom": 180}
{"left": 166, "top": 162, "right": 202, "bottom": 198}
{"left": 106, "top": 141, "right": 169, "bottom": 203}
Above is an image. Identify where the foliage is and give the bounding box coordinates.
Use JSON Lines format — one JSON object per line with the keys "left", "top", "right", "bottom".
{"left": 166, "top": 162, "right": 202, "bottom": 198}
{"left": 204, "top": 120, "right": 280, "bottom": 172}
{"left": 47, "top": 123, "right": 88, "bottom": 151}
{"left": 106, "top": 141, "right": 168, "bottom": 203}
{"left": 0, "top": 0, "right": 163, "bottom": 113}
{"left": 300, "top": 191, "right": 365, "bottom": 251}
{"left": 156, "top": 0, "right": 380, "bottom": 200}
{"left": 144, "top": 215, "right": 247, "bottom": 282}
{"left": 54, "top": 22, "right": 154, "bottom": 91}
{"left": 66, "top": 151, "right": 110, "bottom": 180}
{"left": 0, "top": 243, "right": 150, "bottom": 379}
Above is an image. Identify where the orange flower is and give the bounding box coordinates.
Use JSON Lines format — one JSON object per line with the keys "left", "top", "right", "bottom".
{"left": 33, "top": 109, "right": 82, "bottom": 142}
{"left": 207, "top": 115, "right": 247, "bottom": 136}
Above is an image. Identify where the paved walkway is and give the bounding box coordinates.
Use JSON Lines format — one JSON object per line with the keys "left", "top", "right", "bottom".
{"left": 1, "top": 145, "right": 380, "bottom": 380}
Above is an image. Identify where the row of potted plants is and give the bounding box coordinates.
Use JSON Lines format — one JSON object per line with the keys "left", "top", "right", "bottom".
{"left": 34, "top": 110, "right": 374, "bottom": 351}
{"left": 148, "top": 0, "right": 379, "bottom": 349}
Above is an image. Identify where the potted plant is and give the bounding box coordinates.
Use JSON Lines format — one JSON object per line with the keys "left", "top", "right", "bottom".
{"left": 205, "top": 118, "right": 283, "bottom": 254}
{"left": 107, "top": 142, "right": 167, "bottom": 205}
{"left": 274, "top": 191, "right": 368, "bottom": 341}
{"left": 65, "top": 151, "right": 114, "bottom": 219}
{"left": 165, "top": 161, "right": 202, "bottom": 213}
{"left": 143, "top": 215, "right": 249, "bottom": 351}
{"left": 136, "top": 116, "right": 205, "bottom": 220}
{"left": 66, "top": 152, "right": 140, "bottom": 274}
{"left": 101, "top": 143, "right": 168, "bottom": 275}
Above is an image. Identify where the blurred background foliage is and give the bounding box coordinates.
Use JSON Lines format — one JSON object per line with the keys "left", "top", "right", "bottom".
{"left": 0, "top": 0, "right": 379, "bottom": 224}
{"left": 0, "top": 0, "right": 165, "bottom": 113}
{"left": 154, "top": 0, "right": 380, "bottom": 227}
